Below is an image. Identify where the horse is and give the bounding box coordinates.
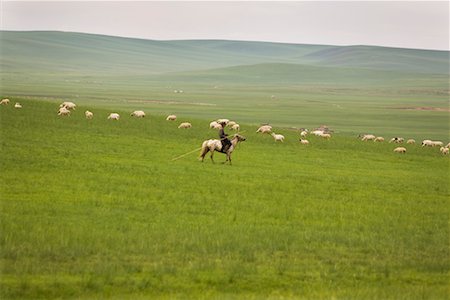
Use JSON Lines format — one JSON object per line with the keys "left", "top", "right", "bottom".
{"left": 199, "top": 134, "right": 246, "bottom": 165}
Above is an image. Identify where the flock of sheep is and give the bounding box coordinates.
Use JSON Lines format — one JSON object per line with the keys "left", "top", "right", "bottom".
{"left": 2, "top": 98, "right": 449, "bottom": 156}
{"left": 359, "top": 134, "right": 449, "bottom": 155}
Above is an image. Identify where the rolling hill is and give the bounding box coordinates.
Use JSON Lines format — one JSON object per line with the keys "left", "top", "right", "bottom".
{"left": 1, "top": 31, "right": 448, "bottom": 75}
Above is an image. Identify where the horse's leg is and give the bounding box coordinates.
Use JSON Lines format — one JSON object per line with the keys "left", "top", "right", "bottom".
{"left": 200, "top": 148, "right": 208, "bottom": 162}
{"left": 210, "top": 149, "right": 215, "bottom": 164}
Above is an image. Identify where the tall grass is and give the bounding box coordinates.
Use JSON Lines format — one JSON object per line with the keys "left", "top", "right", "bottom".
{"left": 1, "top": 99, "right": 448, "bottom": 299}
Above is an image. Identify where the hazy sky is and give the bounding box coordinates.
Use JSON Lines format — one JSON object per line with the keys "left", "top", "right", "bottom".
{"left": 1, "top": 1, "right": 449, "bottom": 50}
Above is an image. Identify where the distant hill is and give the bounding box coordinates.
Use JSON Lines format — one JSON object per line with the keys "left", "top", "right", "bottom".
{"left": 1, "top": 31, "right": 448, "bottom": 76}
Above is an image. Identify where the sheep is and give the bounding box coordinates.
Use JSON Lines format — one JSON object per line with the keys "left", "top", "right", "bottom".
{"left": 311, "top": 130, "right": 324, "bottom": 136}
{"left": 393, "top": 147, "right": 407, "bottom": 153}
{"left": 406, "top": 139, "right": 416, "bottom": 144}
{"left": 14, "top": 103, "right": 22, "bottom": 109}
{"left": 432, "top": 141, "right": 444, "bottom": 147}
{"left": 374, "top": 137, "right": 385, "bottom": 142}
{"left": 178, "top": 122, "right": 192, "bottom": 129}
{"left": 299, "top": 139, "right": 309, "bottom": 145}
{"left": 85, "top": 110, "right": 93, "bottom": 119}
{"left": 230, "top": 124, "right": 240, "bottom": 131}
{"left": 58, "top": 107, "right": 71, "bottom": 116}
{"left": 446, "top": 143, "right": 450, "bottom": 148}
{"left": 60, "top": 101, "right": 76, "bottom": 110}
{"left": 319, "top": 133, "right": 331, "bottom": 139}
{"left": 227, "top": 121, "right": 237, "bottom": 127}
{"left": 389, "top": 137, "right": 404, "bottom": 143}
{"left": 300, "top": 131, "right": 308, "bottom": 138}
{"left": 422, "top": 140, "right": 433, "bottom": 147}
{"left": 107, "top": 113, "right": 120, "bottom": 120}
{"left": 256, "top": 125, "right": 272, "bottom": 134}
{"left": 271, "top": 95, "right": 276, "bottom": 99}
{"left": 166, "top": 115, "right": 177, "bottom": 121}
{"left": 130, "top": 110, "right": 146, "bottom": 118}
{"left": 216, "top": 118, "right": 229, "bottom": 125}
{"left": 271, "top": 133, "right": 285, "bottom": 142}
{"left": 361, "top": 134, "right": 376, "bottom": 141}
{"left": 210, "top": 121, "right": 222, "bottom": 129}
{"left": 0, "top": 98, "right": 10, "bottom": 105}
{"left": 440, "top": 147, "right": 449, "bottom": 155}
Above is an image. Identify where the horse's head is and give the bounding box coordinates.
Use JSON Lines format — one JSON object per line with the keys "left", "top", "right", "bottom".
{"left": 233, "top": 134, "right": 246, "bottom": 142}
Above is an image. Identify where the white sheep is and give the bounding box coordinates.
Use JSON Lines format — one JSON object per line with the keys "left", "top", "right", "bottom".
{"left": 406, "top": 139, "right": 416, "bottom": 144}
{"left": 389, "top": 137, "right": 404, "bottom": 143}
{"left": 361, "top": 134, "right": 376, "bottom": 141}
{"left": 227, "top": 121, "right": 237, "bottom": 127}
{"left": 440, "top": 147, "right": 449, "bottom": 155}
{"left": 271, "top": 133, "right": 285, "bottom": 142}
{"left": 230, "top": 124, "right": 240, "bottom": 131}
{"left": 58, "top": 107, "right": 71, "bottom": 116}
{"left": 14, "top": 103, "right": 22, "bottom": 109}
{"left": 85, "top": 110, "right": 93, "bottom": 119}
{"left": 393, "top": 147, "right": 407, "bottom": 153}
{"left": 446, "top": 143, "right": 450, "bottom": 148}
{"left": 130, "top": 110, "right": 146, "bottom": 118}
{"left": 311, "top": 130, "right": 324, "bottom": 136}
{"left": 256, "top": 125, "right": 272, "bottom": 134}
{"left": 166, "top": 115, "right": 177, "bottom": 121}
{"left": 216, "top": 118, "right": 230, "bottom": 125}
{"left": 374, "top": 137, "right": 385, "bottom": 142}
{"left": 394, "top": 147, "right": 406, "bottom": 153}
{"left": 299, "top": 139, "right": 309, "bottom": 145}
{"left": 300, "top": 131, "right": 308, "bottom": 138}
{"left": 178, "top": 122, "right": 192, "bottom": 129}
{"left": 432, "top": 141, "right": 444, "bottom": 147}
{"left": 320, "top": 133, "right": 331, "bottom": 139}
{"left": 108, "top": 113, "right": 120, "bottom": 120}
{"left": 60, "top": 101, "right": 76, "bottom": 110}
{"left": 210, "top": 121, "right": 222, "bottom": 129}
{"left": 421, "top": 140, "right": 433, "bottom": 147}
{"left": 1, "top": 98, "right": 10, "bottom": 105}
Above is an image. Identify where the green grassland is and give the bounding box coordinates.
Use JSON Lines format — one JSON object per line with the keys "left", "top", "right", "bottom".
{"left": 1, "top": 31, "right": 450, "bottom": 299}
{"left": 1, "top": 99, "right": 449, "bottom": 299}
{"left": 1, "top": 32, "right": 448, "bottom": 140}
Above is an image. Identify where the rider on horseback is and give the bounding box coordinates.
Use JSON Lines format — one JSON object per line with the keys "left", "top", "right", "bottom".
{"left": 219, "top": 121, "right": 232, "bottom": 152}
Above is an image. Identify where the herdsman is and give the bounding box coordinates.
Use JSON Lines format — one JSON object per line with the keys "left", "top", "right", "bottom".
{"left": 218, "top": 121, "right": 232, "bottom": 152}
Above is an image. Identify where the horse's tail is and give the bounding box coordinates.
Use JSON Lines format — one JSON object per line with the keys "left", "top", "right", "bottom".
{"left": 199, "top": 140, "right": 209, "bottom": 159}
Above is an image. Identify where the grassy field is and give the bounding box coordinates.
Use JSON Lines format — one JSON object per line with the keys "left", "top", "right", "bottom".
{"left": 1, "top": 99, "right": 449, "bottom": 299}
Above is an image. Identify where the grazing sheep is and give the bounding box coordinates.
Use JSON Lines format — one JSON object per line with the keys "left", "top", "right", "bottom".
{"left": 374, "top": 137, "right": 385, "bottom": 142}
{"left": 230, "top": 124, "right": 240, "bottom": 131}
{"left": 361, "top": 134, "right": 376, "bottom": 141}
{"left": 131, "top": 110, "right": 146, "bottom": 118}
{"left": 178, "top": 122, "right": 192, "bottom": 129}
{"left": 421, "top": 140, "right": 433, "bottom": 147}
{"left": 216, "top": 119, "right": 230, "bottom": 125}
{"left": 107, "top": 113, "right": 120, "bottom": 120}
{"left": 311, "top": 130, "right": 324, "bottom": 136}
{"left": 406, "top": 139, "right": 416, "bottom": 144}
{"left": 320, "top": 133, "right": 331, "bottom": 139}
{"left": 432, "top": 141, "right": 444, "bottom": 147}
{"left": 166, "top": 114, "right": 177, "bottom": 121}
{"left": 85, "top": 110, "right": 93, "bottom": 119}
{"left": 58, "top": 107, "right": 71, "bottom": 116}
{"left": 256, "top": 125, "right": 272, "bottom": 134}
{"left": 210, "top": 121, "right": 222, "bottom": 129}
{"left": 227, "top": 121, "right": 237, "bottom": 127}
{"left": 393, "top": 147, "right": 407, "bottom": 153}
{"left": 440, "top": 147, "right": 449, "bottom": 155}
{"left": 60, "top": 101, "right": 76, "bottom": 110}
{"left": 271, "top": 132, "right": 285, "bottom": 142}
{"left": 14, "top": 103, "right": 22, "bottom": 109}
{"left": 1, "top": 98, "right": 10, "bottom": 105}
{"left": 389, "top": 137, "right": 404, "bottom": 143}
{"left": 300, "top": 131, "right": 308, "bottom": 138}
{"left": 299, "top": 139, "right": 309, "bottom": 145}
{"left": 271, "top": 95, "right": 276, "bottom": 99}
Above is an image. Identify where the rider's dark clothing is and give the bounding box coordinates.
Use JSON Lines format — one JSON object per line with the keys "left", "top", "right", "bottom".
{"left": 219, "top": 127, "right": 232, "bottom": 152}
